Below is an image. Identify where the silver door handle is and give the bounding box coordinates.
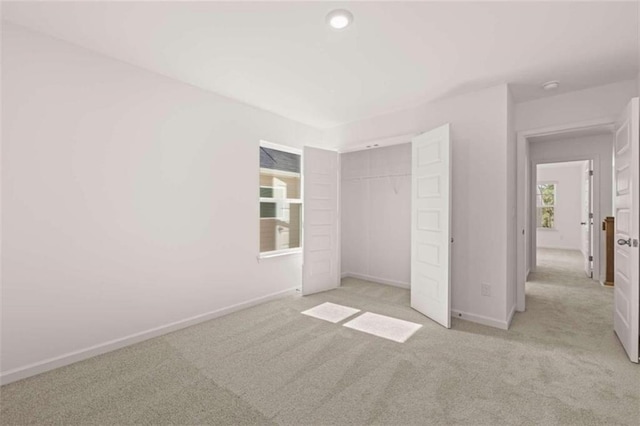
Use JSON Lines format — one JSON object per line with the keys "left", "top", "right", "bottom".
{"left": 617, "top": 238, "right": 631, "bottom": 246}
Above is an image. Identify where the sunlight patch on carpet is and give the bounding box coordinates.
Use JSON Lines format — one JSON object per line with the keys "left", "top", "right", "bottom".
{"left": 301, "top": 302, "right": 361, "bottom": 323}
{"left": 343, "top": 312, "right": 422, "bottom": 343}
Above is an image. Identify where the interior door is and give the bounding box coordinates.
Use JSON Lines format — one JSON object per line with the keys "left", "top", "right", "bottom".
{"left": 302, "top": 147, "right": 340, "bottom": 295}
{"left": 613, "top": 97, "right": 639, "bottom": 363}
{"left": 581, "top": 160, "right": 593, "bottom": 278}
{"left": 411, "top": 124, "right": 452, "bottom": 328}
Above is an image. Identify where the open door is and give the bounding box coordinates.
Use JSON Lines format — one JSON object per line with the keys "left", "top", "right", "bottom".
{"left": 581, "top": 160, "right": 593, "bottom": 278}
{"left": 613, "top": 97, "right": 639, "bottom": 363}
{"left": 302, "top": 146, "right": 340, "bottom": 296}
{"left": 411, "top": 124, "right": 452, "bottom": 328}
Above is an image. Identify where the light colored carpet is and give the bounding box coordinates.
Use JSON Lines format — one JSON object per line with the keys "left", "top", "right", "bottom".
{"left": 1, "top": 248, "right": 638, "bottom": 425}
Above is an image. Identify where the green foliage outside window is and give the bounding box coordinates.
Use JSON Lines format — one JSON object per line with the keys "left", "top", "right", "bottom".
{"left": 537, "top": 183, "right": 555, "bottom": 229}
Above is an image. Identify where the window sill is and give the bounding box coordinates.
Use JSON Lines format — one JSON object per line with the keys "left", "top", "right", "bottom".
{"left": 537, "top": 228, "right": 558, "bottom": 232}
{"left": 258, "top": 249, "right": 302, "bottom": 261}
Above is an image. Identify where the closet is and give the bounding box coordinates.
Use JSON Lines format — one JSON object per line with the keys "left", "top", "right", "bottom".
{"left": 302, "top": 124, "right": 452, "bottom": 328}
{"left": 340, "top": 143, "right": 412, "bottom": 288}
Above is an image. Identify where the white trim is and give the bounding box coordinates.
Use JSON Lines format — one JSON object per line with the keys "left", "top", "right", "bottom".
{"left": 336, "top": 154, "right": 342, "bottom": 288}
{"left": 338, "top": 132, "right": 417, "bottom": 153}
{"left": 0, "top": 287, "right": 298, "bottom": 385}
{"left": 259, "top": 140, "right": 301, "bottom": 155}
{"left": 507, "top": 304, "right": 517, "bottom": 328}
{"left": 341, "top": 272, "right": 410, "bottom": 290}
{"left": 451, "top": 309, "right": 509, "bottom": 330}
{"left": 520, "top": 119, "right": 615, "bottom": 140}
{"left": 339, "top": 276, "right": 509, "bottom": 329}
{"left": 259, "top": 198, "right": 302, "bottom": 204}
{"left": 259, "top": 168, "right": 301, "bottom": 179}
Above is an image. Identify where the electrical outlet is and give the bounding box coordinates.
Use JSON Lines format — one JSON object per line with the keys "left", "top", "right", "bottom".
{"left": 481, "top": 283, "right": 491, "bottom": 297}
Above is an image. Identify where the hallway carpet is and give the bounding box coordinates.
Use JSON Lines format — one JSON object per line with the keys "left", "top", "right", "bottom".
{"left": 1, "top": 249, "right": 638, "bottom": 425}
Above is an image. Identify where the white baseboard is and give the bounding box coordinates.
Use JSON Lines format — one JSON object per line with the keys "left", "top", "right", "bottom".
{"left": 340, "top": 274, "right": 509, "bottom": 330}
{"left": 506, "top": 304, "right": 516, "bottom": 328}
{"left": 341, "top": 272, "right": 410, "bottom": 289}
{"left": 0, "top": 287, "right": 298, "bottom": 386}
{"left": 452, "top": 309, "right": 509, "bottom": 330}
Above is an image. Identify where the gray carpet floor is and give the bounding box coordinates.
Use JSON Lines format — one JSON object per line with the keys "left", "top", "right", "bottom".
{"left": 1, "top": 248, "right": 638, "bottom": 425}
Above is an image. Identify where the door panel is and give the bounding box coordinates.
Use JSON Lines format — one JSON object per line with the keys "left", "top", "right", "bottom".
{"left": 411, "top": 124, "right": 451, "bottom": 328}
{"left": 302, "top": 147, "right": 339, "bottom": 295}
{"left": 613, "top": 97, "right": 639, "bottom": 363}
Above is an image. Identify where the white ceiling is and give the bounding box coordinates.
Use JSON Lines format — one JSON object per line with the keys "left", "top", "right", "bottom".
{"left": 3, "top": 1, "right": 639, "bottom": 129}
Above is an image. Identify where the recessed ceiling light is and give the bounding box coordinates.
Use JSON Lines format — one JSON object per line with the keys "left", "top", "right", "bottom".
{"left": 326, "top": 9, "right": 353, "bottom": 30}
{"left": 542, "top": 80, "right": 560, "bottom": 91}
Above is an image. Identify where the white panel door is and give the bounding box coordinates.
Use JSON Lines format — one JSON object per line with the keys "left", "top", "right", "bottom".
{"left": 302, "top": 147, "right": 340, "bottom": 296}
{"left": 581, "top": 161, "right": 593, "bottom": 278}
{"left": 411, "top": 124, "right": 451, "bottom": 328}
{"left": 613, "top": 97, "right": 639, "bottom": 363}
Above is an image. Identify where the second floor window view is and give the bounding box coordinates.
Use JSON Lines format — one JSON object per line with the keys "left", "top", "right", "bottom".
{"left": 259, "top": 142, "right": 302, "bottom": 255}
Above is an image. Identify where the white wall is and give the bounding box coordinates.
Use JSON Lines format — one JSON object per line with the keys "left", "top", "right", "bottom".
{"left": 340, "top": 144, "right": 411, "bottom": 288}
{"left": 326, "top": 84, "right": 511, "bottom": 329}
{"left": 529, "top": 135, "right": 613, "bottom": 282}
{"left": 1, "top": 24, "right": 322, "bottom": 381}
{"left": 536, "top": 162, "right": 585, "bottom": 250}
{"left": 515, "top": 79, "right": 638, "bottom": 132}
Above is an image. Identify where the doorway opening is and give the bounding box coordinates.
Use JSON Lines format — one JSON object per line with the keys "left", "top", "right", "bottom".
{"left": 516, "top": 124, "right": 625, "bottom": 346}
{"left": 517, "top": 98, "right": 639, "bottom": 363}
{"left": 516, "top": 122, "right": 615, "bottom": 313}
{"left": 534, "top": 160, "right": 594, "bottom": 281}
{"left": 517, "top": 126, "right": 619, "bottom": 355}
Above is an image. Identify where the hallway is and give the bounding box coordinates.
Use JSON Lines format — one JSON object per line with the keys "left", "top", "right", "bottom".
{"left": 522, "top": 248, "right": 614, "bottom": 350}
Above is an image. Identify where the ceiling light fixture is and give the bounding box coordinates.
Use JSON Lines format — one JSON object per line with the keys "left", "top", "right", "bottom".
{"left": 542, "top": 80, "right": 560, "bottom": 91}
{"left": 326, "top": 9, "right": 354, "bottom": 30}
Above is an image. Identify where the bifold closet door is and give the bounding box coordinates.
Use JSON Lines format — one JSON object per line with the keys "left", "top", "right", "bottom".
{"left": 411, "top": 124, "right": 452, "bottom": 328}
{"left": 302, "top": 147, "right": 340, "bottom": 296}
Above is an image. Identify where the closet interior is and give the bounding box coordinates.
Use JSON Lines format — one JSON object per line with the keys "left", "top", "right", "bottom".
{"left": 340, "top": 143, "right": 412, "bottom": 289}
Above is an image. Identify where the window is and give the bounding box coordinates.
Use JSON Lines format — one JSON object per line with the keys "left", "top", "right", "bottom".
{"left": 259, "top": 141, "right": 302, "bottom": 255}
{"left": 536, "top": 183, "right": 556, "bottom": 229}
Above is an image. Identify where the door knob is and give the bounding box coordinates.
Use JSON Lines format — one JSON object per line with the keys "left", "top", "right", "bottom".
{"left": 617, "top": 238, "right": 631, "bottom": 246}
{"left": 580, "top": 222, "right": 587, "bottom": 225}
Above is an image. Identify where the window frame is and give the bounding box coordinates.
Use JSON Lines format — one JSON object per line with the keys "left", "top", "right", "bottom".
{"left": 536, "top": 181, "right": 557, "bottom": 230}
{"left": 258, "top": 140, "right": 303, "bottom": 259}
